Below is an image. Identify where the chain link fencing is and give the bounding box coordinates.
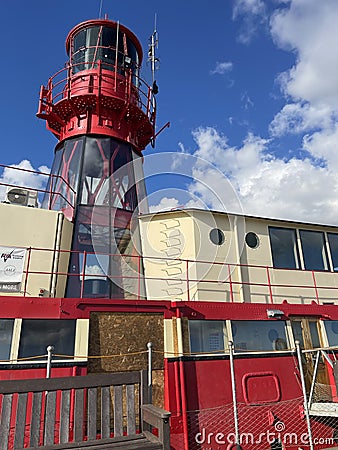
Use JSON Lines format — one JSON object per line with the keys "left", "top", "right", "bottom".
{"left": 170, "top": 397, "right": 338, "bottom": 449}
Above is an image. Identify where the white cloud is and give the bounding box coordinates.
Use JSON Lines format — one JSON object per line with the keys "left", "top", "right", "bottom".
{"left": 232, "top": 0, "right": 267, "bottom": 44}
{"left": 269, "top": 103, "right": 334, "bottom": 137}
{"left": 84, "top": 264, "right": 105, "bottom": 279}
{"left": 150, "top": 2, "right": 338, "bottom": 226}
{"left": 0, "top": 160, "right": 50, "bottom": 202}
{"left": 149, "top": 197, "right": 182, "bottom": 213}
{"left": 303, "top": 123, "right": 338, "bottom": 171}
{"left": 186, "top": 127, "right": 338, "bottom": 225}
{"left": 233, "top": 0, "right": 266, "bottom": 19}
{"left": 271, "top": 0, "right": 338, "bottom": 107}
{"left": 241, "top": 92, "right": 254, "bottom": 110}
{"left": 210, "top": 61, "right": 233, "bottom": 75}
{"left": 268, "top": 0, "right": 338, "bottom": 150}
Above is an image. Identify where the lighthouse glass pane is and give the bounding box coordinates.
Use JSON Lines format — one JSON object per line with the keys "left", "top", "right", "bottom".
{"left": 42, "top": 137, "right": 84, "bottom": 216}
{"left": 299, "top": 230, "right": 328, "bottom": 271}
{"left": 101, "top": 27, "right": 117, "bottom": 69}
{"left": 71, "top": 26, "right": 139, "bottom": 82}
{"left": 133, "top": 151, "right": 148, "bottom": 213}
{"left": 189, "top": 320, "right": 227, "bottom": 354}
{"left": 18, "top": 320, "right": 76, "bottom": 360}
{"left": 79, "top": 252, "right": 110, "bottom": 298}
{"left": 80, "top": 137, "right": 110, "bottom": 205}
{"left": 269, "top": 227, "right": 299, "bottom": 269}
{"left": 231, "top": 320, "right": 288, "bottom": 351}
{"left": 73, "top": 29, "right": 86, "bottom": 71}
{"left": 86, "top": 27, "right": 100, "bottom": 68}
{"left": 327, "top": 233, "right": 338, "bottom": 271}
{"left": 79, "top": 138, "right": 137, "bottom": 210}
{"left": 0, "top": 319, "right": 14, "bottom": 360}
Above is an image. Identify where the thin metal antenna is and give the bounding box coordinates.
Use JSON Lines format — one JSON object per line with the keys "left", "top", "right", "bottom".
{"left": 148, "top": 13, "right": 160, "bottom": 86}
{"left": 99, "top": 0, "right": 104, "bottom": 19}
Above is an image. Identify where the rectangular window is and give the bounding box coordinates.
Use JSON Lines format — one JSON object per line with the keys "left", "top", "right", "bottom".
{"left": 189, "top": 320, "right": 227, "bottom": 354}
{"left": 327, "top": 233, "right": 338, "bottom": 271}
{"left": 269, "top": 227, "right": 299, "bottom": 269}
{"left": 299, "top": 230, "right": 328, "bottom": 271}
{"left": 231, "top": 320, "right": 289, "bottom": 351}
{"left": 0, "top": 319, "right": 14, "bottom": 360}
{"left": 323, "top": 321, "right": 338, "bottom": 346}
{"left": 18, "top": 320, "right": 76, "bottom": 360}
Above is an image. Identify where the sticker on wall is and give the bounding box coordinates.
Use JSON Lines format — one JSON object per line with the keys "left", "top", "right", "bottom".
{"left": 0, "top": 247, "right": 26, "bottom": 292}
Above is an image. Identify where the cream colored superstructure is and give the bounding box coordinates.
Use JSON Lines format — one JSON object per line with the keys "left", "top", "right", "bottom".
{"left": 0, "top": 203, "right": 73, "bottom": 297}
{"left": 139, "top": 209, "right": 338, "bottom": 305}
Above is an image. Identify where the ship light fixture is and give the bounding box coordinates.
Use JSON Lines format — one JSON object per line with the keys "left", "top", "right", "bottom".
{"left": 267, "top": 309, "right": 285, "bottom": 319}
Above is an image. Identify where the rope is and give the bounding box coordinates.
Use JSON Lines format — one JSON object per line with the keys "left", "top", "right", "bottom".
{"left": 0, "top": 350, "right": 148, "bottom": 363}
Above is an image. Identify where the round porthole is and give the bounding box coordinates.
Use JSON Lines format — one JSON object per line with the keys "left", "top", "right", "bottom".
{"left": 209, "top": 228, "right": 225, "bottom": 245}
{"left": 245, "top": 232, "right": 259, "bottom": 249}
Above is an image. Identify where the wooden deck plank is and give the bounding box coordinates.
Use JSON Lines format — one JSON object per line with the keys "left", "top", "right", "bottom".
{"left": 74, "top": 388, "right": 84, "bottom": 442}
{"left": 26, "top": 433, "right": 162, "bottom": 450}
{"left": 30, "top": 391, "right": 43, "bottom": 447}
{"left": 59, "top": 390, "right": 71, "bottom": 444}
{"left": 126, "top": 384, "right": 136, "bottom": 435}
{"left": 0, "top": 372, "right": 141, "bottom": 394}
{"left": 113, "top": 385, "right": 123, "bottom": 437}
{"left": 14, "top": 392, "right": 28, "bottom": 449}
{"left": 87, "top": 388, "right": 97, "bottom": 441}
{"left": 44, "top": 391, "right": 57, "bottom": 445}
{"left": 100, "top": 386, "right": 110, "bottom": 439}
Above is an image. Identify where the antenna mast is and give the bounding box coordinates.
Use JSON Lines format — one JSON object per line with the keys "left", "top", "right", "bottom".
{"left": 99, "top": 0, "right": 104, "bottom": 19}
{"left": 148, "top": 14, "right": 159, "bottom": 90}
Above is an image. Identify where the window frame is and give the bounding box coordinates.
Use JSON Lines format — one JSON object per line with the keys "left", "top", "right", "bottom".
{"left": 268, "top": 226, "right": 300, "bottom": 270}
{"left": 231, "top": 319, "right": 290, "bottom": 352}
{"left": 298, "top": 229, "right": 329, "bottom": 272}
{"left": 269, "top": 226, "right": 338, "bottom": 273}
{"left": 188, "top": 320, "right": 228, "bottom": 355}
{"left": 0, "top": 319, "right": 88, "bottom": 365}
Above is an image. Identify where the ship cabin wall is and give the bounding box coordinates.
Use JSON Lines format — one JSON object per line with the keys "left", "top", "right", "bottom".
{"left": 139, "top": 209, "right": 338, "bottom": 305}
{"left": 162, "top": 301, "right": 338, "bottom": 450}
{"left": 139, "top": 211, "right": 197, "bottom": 301}
{"left": 0, "top": 302, "right": 89, "bottom": 379}
{"left": 0, "top": 203, "right": 73, "bottom": 298}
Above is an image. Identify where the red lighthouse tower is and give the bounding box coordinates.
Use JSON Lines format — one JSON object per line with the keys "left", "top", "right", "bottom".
{"left": 37, "top": 18, "right": 157, "bottom": 299}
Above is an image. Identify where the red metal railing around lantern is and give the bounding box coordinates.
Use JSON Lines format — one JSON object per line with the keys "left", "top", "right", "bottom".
{"left": 38, "top": 56, "right": 156, "bottom": 127}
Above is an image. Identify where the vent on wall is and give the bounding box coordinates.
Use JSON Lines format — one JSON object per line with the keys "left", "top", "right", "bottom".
{"left": 5, "top": 188, "right": 38, "bottom": 207}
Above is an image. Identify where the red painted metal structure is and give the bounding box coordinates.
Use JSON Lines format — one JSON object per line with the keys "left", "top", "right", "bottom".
{"left": 35, "top": 18, "right": 159, "bottom": 299}
{"left": 37, "top": 19, "right": 156, "bottom": 151}
{"left": 0, "top": 296, "right": 338, "bottom": 449}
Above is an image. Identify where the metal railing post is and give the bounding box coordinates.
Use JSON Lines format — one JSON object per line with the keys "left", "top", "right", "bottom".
{"left": 46, "top": 345, "right": 54, "bottom": 379}
{"left": 266, "top": 266, "right": 274, "bottom": 304}
{"left": 147, "top": 342, "right": 153, "bottom": 404}
{"left": 311, "top": 271, "right": 319, "bottom": 302}
{"left": 308, "top": 350, "right": 321, "bottom": 408}
{"left": 80, "top": 251, "right": 87, "bottom": 298}
{"left": 23, "top": 247, "right": 32, "bottom": 296}
{"left": 229, "top": 341, "right": 240, "bottom": 446}
{"left": 186, "top": 260, "right": 190, "bottom": 301}
{"left": 48, "top": 174, "right": 53, "bottom": 210}
{"left": 228, "top": 264, "right": 234, "bottom": 302}
{"left": 138, "top": 254, "right": 141, "bottom": 300}
{"left": 295, "top": 341, "right": 314, "bottom": 450}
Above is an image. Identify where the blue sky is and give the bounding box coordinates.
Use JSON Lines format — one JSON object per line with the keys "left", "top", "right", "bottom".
{"left": 2, "top": 0, "right": 338, "bottom": 225}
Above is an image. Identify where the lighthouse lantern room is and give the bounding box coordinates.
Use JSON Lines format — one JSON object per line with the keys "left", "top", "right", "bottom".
{"left": 36, "top": 18, "right": 157, "bottom": 299}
